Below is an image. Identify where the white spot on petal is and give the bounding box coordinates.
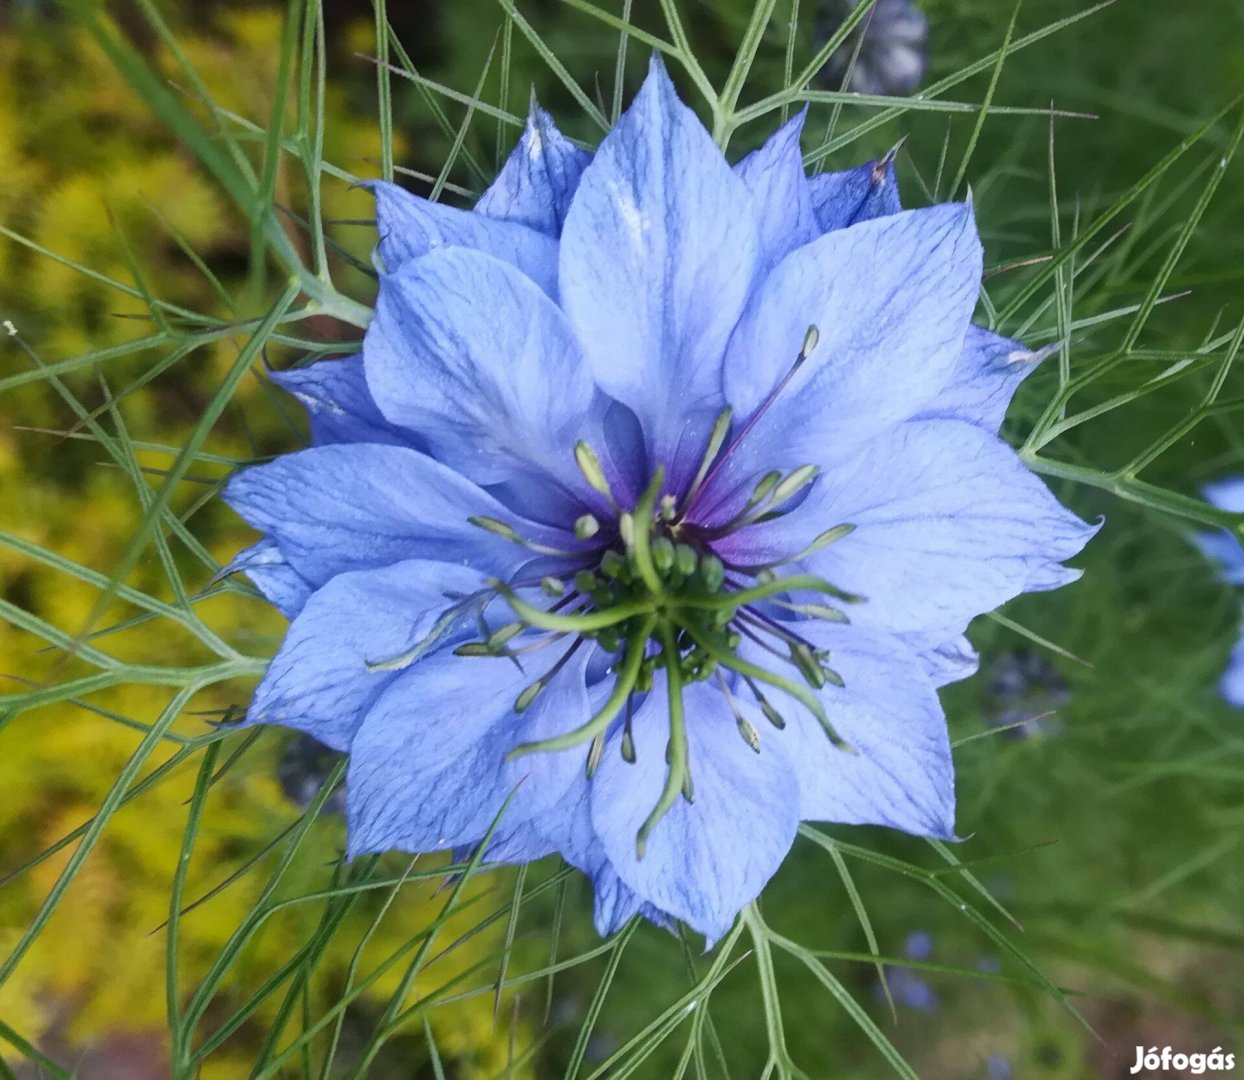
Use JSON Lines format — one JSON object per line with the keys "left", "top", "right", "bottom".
{"left": 609, "top": 181, "right": 647, "bottom": 242}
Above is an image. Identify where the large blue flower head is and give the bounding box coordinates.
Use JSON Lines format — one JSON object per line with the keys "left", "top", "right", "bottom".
{"left": 226, "top": 58, "right": 1097, "bottom": 941}
{"left": 1195, "top": 477, "right": 1244, "bottom": 707}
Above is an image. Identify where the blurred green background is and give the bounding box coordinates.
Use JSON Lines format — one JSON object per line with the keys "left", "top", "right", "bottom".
{"left": 1, "top": 1, "right": 1242, "bottom": 1077}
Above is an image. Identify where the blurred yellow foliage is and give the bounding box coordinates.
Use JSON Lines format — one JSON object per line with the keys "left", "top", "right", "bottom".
{"left": 0, "top": 7, "right": 526, "bottom": 1076}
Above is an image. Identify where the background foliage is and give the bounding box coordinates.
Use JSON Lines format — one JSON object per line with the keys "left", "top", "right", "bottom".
{"left": 1, "top": 1, "right": 1242, "bottom": 1077}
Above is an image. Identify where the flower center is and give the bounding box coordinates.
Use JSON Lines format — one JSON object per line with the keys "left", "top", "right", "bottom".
{"left": 449, "top": 325, "right": 861, "bottom": 855}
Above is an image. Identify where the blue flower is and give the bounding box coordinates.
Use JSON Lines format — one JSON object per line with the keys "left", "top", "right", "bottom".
{"left": 987, "top": 1054, "right": 1014, "bottom": 1080}
{"left": 225, "top": 58, "right": 1096, "bottom": 942}
{"left": 1195, "top": 476, "right": 1244, "bottom": 707}
{"left": 875, "top": 930, "right": 937, "bottom": 1011}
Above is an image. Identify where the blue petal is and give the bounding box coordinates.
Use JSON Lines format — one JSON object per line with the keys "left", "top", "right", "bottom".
{"left": 1194, "top": 529, "right": 1244, "bottom": 584}
{"left": 1204, "top": 475, "right": 1244, "bottom": 513}
{"left": 1220, "top": 627, "right": 1244, "bottom": 708}
{"left": 475, "top": 105, "right": 591, "bottom": 235}
{"left": 733, "top": 110, "right": 818, "bottom": 268}
{"left": 559, "top": 56, "right": 760, "bottom": 475}
{"left": 269, "top": 355, "right": 415, "bottom": 448}
{"left": 364, "top": 246, "right": 602, "bottom": 492}
{"left": 225, "top": 538, "right": 313, "bottom": 619}
{"left": 722, "top": 418, "right": 1099, "bottom": 635}
{"left": 465, "top": 810, "right": 672, "bottom": 934}
{"left": 224, "top": 444, "right": 571, "bottom": 588}
{"left": 807, "top": 155, "right": 901, "bottom": 233}
{"left": 913, "top": 634, "right": 980, "bottom": 688}
{"left": 367, "top": 181, "right": 559, "bottom": 295}
{"left": 345, "top": 647, "right": 593, "bottom": 856}
{"left": 245, "top": 559, "right": 488, "bottom": 751}
{"left": 709, "top": 204, "right": 982, "bottom": 514}
{"left": 746, "top": 625, "right": 955, "bottom": 836}
{"left": 918, "top": 326, "right": 1050, "bottom": 432}
{"left": 589, "top": 677, "right": 799, "bottom": 941}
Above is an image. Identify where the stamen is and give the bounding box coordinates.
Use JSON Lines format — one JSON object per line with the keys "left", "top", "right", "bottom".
{"left": 488, "top": 622, "right": 524, "bottom": 650}
{"left": 586, "top": 732, "right": 605, "bottom": 777}
{"left": 676, "top": 572, "right": 849, "bottom": 614}
{"left": 681, "top": 407, "right": 734, "bottom": 512}
{"left": 770, "top": 464, "right": 820, "bottom": 507}
{"left": 468, "top": 515, "right": 584, "bottom": 557}
{"left": 365, "top": 591, "right": 492, "bottom": 672}
{"left": 679, "top": 620, "right": 851, "bottom": 752}
{"left": 790, "top": 642, "right": 829, "bottom": 689}
{"left": 574, "top": 441, "right": 618, "bottom": 509}
{"left": 685, "top": 324, "right": 820, "bottom": 517}
{"left": 574, "top": 513, "right": 601, "bottom": 539}
{"left": 620, "top": 696, "right": 637, "bottom": 763}
{"left": 513, "top": 637, "right": 585, "bottom": 713}
{"left": 507, "top": 615, "right": 657, "bottom": 758}
{"left": 717, "top": 670, "right": 761, "bottom": 753}
{"left": 748, "top": 470, "right": 782, "bottom": 508}
{"left": 771, "top": 599, "right": 849, "bottom": 623}
{"left": 727, "top": 524, "right": 862, "bottom": 583}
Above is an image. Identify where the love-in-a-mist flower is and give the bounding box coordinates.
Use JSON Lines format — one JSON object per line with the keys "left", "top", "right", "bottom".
{"left": 225, "top": 58, "right": 1096, "bottom": 942}
{"left": 1194, "top": 477, "right": 1244, "bottom": 707}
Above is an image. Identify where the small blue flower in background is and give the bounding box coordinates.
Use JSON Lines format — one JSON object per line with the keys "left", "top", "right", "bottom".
{"left": 225, "top": 57, "right": 1097, "bottom": 942}
{"left": 904, "top": 929, "right": 934, "bottom": 959}
{"left": 816, "top": 0, "right": 929, "bottom": 97}
{"left": 985, "top": 649, "right": 1070, "bottom": 739}
{"left": 987, "top": 1053, "right": 1014, "bottom": 1080}
{"left": 1195, "top": 476, "right": 1244, "bottom": 707}
{"left": 876, "top": 930, "right": 938, "bottom": 1011}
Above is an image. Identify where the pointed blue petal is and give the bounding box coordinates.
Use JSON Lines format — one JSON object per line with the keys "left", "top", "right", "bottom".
{"left": 225, "top": 538, "right": 313, "bottom": 619}
{"left": 721, "top": 418, "right": 1099, "bottom": 635}
{"left": 365, "top": 246, "right": 602, "bottom": 492}
{"left": 918, "top": 326, "right": 1049, "bottom": 432}
{"left": 733, "top": 110, "right": 818, "bottom": 268}
{"left": 808, "top": 155, "right": 901, "bottom": 233}
{"left": 746, "top": 624, "right": 955, "bottom": 836}
{"left": 224, "top": 444, "right": 572, "bottom": 588}
{"left": 245, "top": 559, "right": 487, "bottom": 751}
{"left": 367, "top": 181, "right": 559, "bottom": 294}
{"left": 269, "top": 355, "right": 415, "bottom": 448}
{"left": 913, "top": 634, "right": 980, "bottom": 688}
{"left": 708, "top": 204, "right": 981, "bottom": 515}
{"left": 559, "top": 56, "right": 760, "bottom": 473}
{"left": 475, "top": 105, "right": 591, "bottom": 235}
{"left": 589, "top": 678, "right": 799, "bottom": 941}
{"left": 345, "top": 647, "right": 593, "bottom": 856}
